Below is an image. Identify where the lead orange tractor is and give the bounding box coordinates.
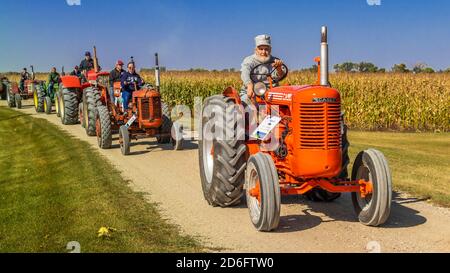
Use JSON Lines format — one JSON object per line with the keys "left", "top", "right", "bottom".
{"left": 94, "top": 53, "right": 183, "bottom": 155}
{"left": 199, "top": 26, "right": 392, "bottom": 231}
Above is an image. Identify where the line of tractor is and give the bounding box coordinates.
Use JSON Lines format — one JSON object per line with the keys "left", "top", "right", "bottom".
{"left": 1, "top": 26, "right": 393, "bottom": 232}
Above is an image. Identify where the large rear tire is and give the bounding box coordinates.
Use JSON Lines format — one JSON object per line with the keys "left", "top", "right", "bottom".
{"left": 245, "top": 153, "right": 281, "bottom": 232}
{"left": 199, "top": 95, "right": 247, "bottom": 207}
{"left": 83, "top": 87, "right": 101, "bottom": 136}
{"left": 95, "top": 105, "right": 112, "bottom": 149}
{"left": 351, "top": 149, "right": 392, "bottom": 227}
{"left": 60, "top": 86, "right": 79, "bottom": 125}
{"left": 33, "top": 84, "right": 45, "bottom": 113}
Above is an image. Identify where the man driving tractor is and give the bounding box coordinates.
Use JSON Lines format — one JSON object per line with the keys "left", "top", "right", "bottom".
{"left": 109, "top": 60, "right": 124, "bottom": 102}
{"left": 19, "top": 67, "right": 30, "bottom": 91}
{"left": 120, "top": 61, "right": 144, "bottom": 111}
{"left": 47, "top": 67, "right": 60, "bottom": 94}
{"left": 79, "top": 51, "right": 95, "bottom": 72}
{"left": 240, "top": 34, "right": 284, "bottom": 105}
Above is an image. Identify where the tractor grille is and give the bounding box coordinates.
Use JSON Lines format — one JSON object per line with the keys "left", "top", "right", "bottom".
{"left": 141, "top": 99, "right": 150, "bottom": 120}
{"left": 299, "top": 103, "right": 341, "bottom": 149}
{"left": 140, "top": 97, "right": 162, "bottom": 121}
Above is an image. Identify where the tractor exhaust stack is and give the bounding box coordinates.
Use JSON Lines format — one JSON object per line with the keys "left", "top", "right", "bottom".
{"left": 320, "top": 26, "right": 329, "bottom": 86}
{"left": 154, "top": 53, "right": 160, "bottom": 92}
{"left": 30, "top": 65, "right": 35, "bottom": 80}
{"left": 93, "top": 46, "right": 99, "bottom": 73}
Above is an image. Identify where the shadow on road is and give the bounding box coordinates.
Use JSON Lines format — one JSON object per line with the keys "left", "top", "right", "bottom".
{"left": 235, "top": 192, "right": 428, "bottom": 233}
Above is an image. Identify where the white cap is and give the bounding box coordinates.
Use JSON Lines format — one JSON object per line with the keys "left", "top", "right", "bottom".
{"left": 255, "top": 34, "right": 271, "bottom": 47}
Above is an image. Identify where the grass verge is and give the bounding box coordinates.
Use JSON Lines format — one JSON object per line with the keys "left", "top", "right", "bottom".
{"left": 0, "top": 106, "right": 205, "bottom": 252}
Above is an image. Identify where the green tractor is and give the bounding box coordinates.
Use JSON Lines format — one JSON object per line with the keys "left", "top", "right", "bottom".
{"left": 34, "top": 81, "right": 60, "bottom": 115}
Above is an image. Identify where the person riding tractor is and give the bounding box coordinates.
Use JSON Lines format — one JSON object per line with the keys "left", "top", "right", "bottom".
{"left": 240, "top": 34, "right": 285, "bottom": 106}
{"left": 79, "top": 51, "right": 95, "bottom": 73}
{"left": 47, "top": 67, "right": 61, "bottom": 95}
{"left": 19, "top": 67, "right": 30, "bottom": 92}
{"left": 70, "top": 65, "right": 82, "bottom": 77}
{"left": 109, "top": 60, "right": 124, "bottom": 102}
{"left": 120, "top": 61, "right": 144, "bottom": 112}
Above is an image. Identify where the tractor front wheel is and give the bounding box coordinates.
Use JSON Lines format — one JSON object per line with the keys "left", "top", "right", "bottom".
{"left": 44, "top": 96, "right": 52, "bottom": 114}
{"left": 55, "top": 92, "right": 61, "bottom": 117}
{"left": 95, "top": 105, "right": 112, "bottom": 149}
{"left": 245, "top": 153, "right": 281, "bottom": 232}
{"left": 119, "top": 125, "right": 130, "bottom": 155}
{"left": 15, "top": 94, "right": 22, "bottom": 109}
{"left": 171, "top": 121, "right": 184, "bottom": 151}
{"left": 6, "top": 86, "right": 15, "bottom": 108}
{"left": 351, "top": 149, "right": 392, "bottom": 227}
{"left": 156, "top": 102, "right": 172, "bottom": 144}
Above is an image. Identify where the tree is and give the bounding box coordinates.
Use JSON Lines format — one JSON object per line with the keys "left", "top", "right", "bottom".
{"left": 334, "top": 62, "right": 357, "bottom": 72}
{"left": 422, "top": 67, "right": 435, "bottom": 73}
{"left": 357, "top": 62, "right": 379, "bottom": 73}
{"left": 391, "top": 63, "right": 409, "bottom": 73}
{"left": 444, "top": 68, "right": 450, "bottom": 73}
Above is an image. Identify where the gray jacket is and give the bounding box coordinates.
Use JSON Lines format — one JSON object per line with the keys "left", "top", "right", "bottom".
{"left": 240, "top": 54, "right": 279, "bottom": 96}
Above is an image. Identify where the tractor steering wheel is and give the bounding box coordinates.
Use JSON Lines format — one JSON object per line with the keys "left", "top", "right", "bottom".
{"left": 250, "top": 61, "right": 289, "bottom": 85}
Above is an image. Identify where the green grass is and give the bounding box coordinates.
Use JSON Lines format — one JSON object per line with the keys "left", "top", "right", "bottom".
{"left": 348, "top": 131, "right": 450, "bottom": 207}
{"left": 0, "top": 106, "right": 204, "bottom": 253}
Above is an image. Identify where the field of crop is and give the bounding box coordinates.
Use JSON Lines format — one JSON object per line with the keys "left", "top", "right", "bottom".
{"left": 4, "top": 71, "right": 449, "bottom": 132}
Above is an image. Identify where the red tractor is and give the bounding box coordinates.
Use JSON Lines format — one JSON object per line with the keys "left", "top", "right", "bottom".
{"left": 57, "top": 47, "right": 106, "bottom": 137}
{"left": 199, "top": 26, "right": 392, "bottom": 231}
{"left": 95, "top": 53, "right": 183, "bottom": 155}
{"left": 8, "top": 66, "right": 43, "bottom": 109}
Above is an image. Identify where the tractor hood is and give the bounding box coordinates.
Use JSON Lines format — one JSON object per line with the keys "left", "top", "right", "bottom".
{"left": 265, "top": 85, "right": 340, "bottom": 106}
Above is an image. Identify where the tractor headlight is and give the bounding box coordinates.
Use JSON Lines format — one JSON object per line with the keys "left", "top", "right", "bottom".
{"left": 254, "top": 82, "right": 267, "bottom": 97}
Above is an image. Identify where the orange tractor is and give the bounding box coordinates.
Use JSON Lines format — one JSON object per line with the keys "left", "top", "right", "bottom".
{"left": 57, "top": 47, "right": 106, "bottom": 137}
{"left": 94, "top": 53, "right": 183, "bottom": 155}
{"left": 199, "top": 26, "right": 392, "bottom": 231}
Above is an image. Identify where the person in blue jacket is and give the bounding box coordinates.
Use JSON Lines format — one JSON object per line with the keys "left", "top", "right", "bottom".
{"left": 120, "top": 61, "right": 144, "bottom": 111}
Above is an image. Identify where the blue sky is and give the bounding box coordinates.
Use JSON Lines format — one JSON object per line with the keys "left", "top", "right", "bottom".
{"left": 0, "top": 0, "right": 449, "bottom": 72}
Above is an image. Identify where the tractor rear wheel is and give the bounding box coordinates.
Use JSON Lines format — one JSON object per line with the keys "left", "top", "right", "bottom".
{"left": 95, "top": 105, "right": 112, "bottom": 149}
{"left": 351, "top": 149, "right": 392, "bottom": 227}
{"left": 15, "top": 94, "right": 22, "bottom": 109}
{"left": 6, "top": 86, "right": 15, "bottom": 108}
{"left": 60, "top": 86, "right": 79, "bottom": 125}
{"left": 119, "top": 125, "right": 130, "bottom": 155}
{"left": 33, "top": 85, "right": 45, "bottom": 113}
{"left": 44, "top": 96, "right": 52, "bottom": 114}
{"left": 245, "top": 153, "right": 281, "bottom": 232}
{"left": 199, "top": 95, "right": 247, "bottom": 207}
{"left": 83, "top": 87, "right": 101, "bottom": 136}
{"left": 156, "top": 102, "right": 172, "bottom": 144}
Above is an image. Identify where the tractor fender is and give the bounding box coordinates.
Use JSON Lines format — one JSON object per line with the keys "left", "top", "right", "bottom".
{"left": 223, "top": 86, "right": 242, "bottom": 105}
{"left": 60, "top": 76, "right": 82, "bottom": 89}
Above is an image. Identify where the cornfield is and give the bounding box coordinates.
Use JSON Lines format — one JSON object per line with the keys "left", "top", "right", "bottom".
{"left": 4, "top": 71, "right": 449, "bottom": 131}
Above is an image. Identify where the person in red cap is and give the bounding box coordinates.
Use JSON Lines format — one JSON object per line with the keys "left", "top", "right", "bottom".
{"left": 109, "top": 60, "right": 125, "bottom": 102}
